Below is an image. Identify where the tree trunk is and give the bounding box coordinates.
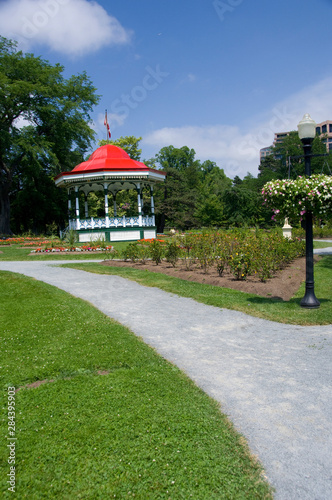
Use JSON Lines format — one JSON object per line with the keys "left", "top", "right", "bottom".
{"left": 0, "top": 183, "right": 12, "bottom": 235}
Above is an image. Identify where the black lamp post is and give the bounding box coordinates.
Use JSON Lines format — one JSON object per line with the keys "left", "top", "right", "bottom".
{"left": 297, "top": 114, "right": 320, "bottom": 308}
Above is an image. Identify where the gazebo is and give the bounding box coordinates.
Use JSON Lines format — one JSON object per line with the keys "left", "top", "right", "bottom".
{"left": 54, "top": 144, "right": 166, "bottom": 242}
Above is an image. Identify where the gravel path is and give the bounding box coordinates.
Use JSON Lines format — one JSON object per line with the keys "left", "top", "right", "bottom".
{"left": 0, "top": 257, "right": 331, "bottom": 500}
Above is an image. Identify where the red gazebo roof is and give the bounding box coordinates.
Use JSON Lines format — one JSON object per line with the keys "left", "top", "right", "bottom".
{"left": 72, "top": 144, "right": 150, "bottom": 173}
{"left": 54, "top": 144, "right": 165, "bottom": 189}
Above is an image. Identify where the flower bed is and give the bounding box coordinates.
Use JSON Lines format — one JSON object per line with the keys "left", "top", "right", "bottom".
{"left": 31, "top": 245, "right": 113, "bottom": 253}
{"left": 0, "top": 237, "right": 59, "bottom": 246}
{"left": 115, "top": 229, "right": 305, "bottom": 282}
{"left": 0, "top": 236, "right": 114, "bottom": 253}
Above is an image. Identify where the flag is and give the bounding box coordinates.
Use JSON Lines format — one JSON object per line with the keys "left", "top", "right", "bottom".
{"left": 104, "top": 110, "right": 111, "bottom": 139}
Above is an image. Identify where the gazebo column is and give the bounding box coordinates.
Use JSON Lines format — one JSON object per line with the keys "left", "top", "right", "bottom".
{"left": 150, "top": 185, "right": 155, "bottom": 213}
{"left": 104, "top": 183, "right": 110, "bottom": 226}
{"left": 67, "top": 189, "right": 73, "bottom": 229}
{"left": 67, "top": 189, "right": 72, "bottom": 219}
{"left": 137, "top": 183, "right": 142, "bottom": 226}
{"left": 150, "top": 185, "right": 155, "bottom": 226}
{"left": 75, "top": 186, "right": 80, "bottom": 230}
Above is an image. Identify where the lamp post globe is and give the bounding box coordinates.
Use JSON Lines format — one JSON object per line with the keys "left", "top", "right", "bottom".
{"left": 297, "top": 114, "right": 320, "bottom": 308}
{"left": 298, "top": 113, "right": 316, "bottom": 141}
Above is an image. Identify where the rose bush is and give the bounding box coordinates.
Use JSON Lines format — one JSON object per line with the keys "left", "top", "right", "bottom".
{"left": 119, "top": 229, "right": 305, "bottom": 282}
{"left": 262, "top": 174, "right": 332, "bottom": 223}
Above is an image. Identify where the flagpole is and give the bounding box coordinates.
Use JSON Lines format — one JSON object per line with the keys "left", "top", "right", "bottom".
{"left": 104, "top": 109, "right": 111, "bottom": 142}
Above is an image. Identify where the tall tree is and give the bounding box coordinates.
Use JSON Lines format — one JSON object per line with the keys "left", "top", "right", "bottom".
{"left": 0, "top": 37, "right": 99, "bottom": 234}
{"left": 194, "top": 161, "right": 231, "bottom": 226}
{"left": 222, "top": 185, "right": 260, "bottom": 226}
{"left": 258, "top": 131, "right": 328, "bottom": 182}
{"left": 153, "top": 146, "right": 201, "bottom": 231}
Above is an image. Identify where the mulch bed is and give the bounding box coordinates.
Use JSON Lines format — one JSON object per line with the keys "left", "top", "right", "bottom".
{"left": 101, "top": 256, "right": 321, "bottom": 301}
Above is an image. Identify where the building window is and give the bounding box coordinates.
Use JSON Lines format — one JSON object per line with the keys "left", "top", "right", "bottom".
{"left": 329, "top": 124, "right": 332, "bottom": 133}
{"left": 316, "top": 126, "right": 321, "bottom": 135}
{"left": 322, "top": 124, "right": 327, "bottom": 134}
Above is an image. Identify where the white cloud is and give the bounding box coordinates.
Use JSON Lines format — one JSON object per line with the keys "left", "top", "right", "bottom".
{"left": 186, "top": 73, "right": 196, "bottom": 82}
{"left": 0, "top": 0, "right": 132, "bottom": 56}
{"left": 143, "top": 124, "right": 252, "bottom": 179}
{"left": 143, "top": 76, "right": 332, "bottom": 179}
{"left": 179, "top": 73, "right": 197, "bottom": 85}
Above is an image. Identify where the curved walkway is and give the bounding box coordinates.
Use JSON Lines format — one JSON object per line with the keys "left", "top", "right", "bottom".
{"left": 0, "top": 257, "right": 331, "bottom": 500}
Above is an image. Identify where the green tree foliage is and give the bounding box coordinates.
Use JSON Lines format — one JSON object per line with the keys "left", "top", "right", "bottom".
{"left": 0, "top": 37, "right": 99, "bottom": 234}
{"left": 153, "top": 146, "right": 202, "bottom": 231}
{"left": 222, "top": 186, "right": 257, "bottom": 226}
{"left": 219, "top": 173, "right": 274, "bottom": 227}
{"left": 99, "top": 135, "right": 142, "bottom": 161}
{"left": 258, "top": 131, "right": 329, "bottom": 182}
{"left": 149, "top": 144, "right": 271, "bottom": 230}
{"left": 194, "top": 161, "right": 231, "bottom": 226}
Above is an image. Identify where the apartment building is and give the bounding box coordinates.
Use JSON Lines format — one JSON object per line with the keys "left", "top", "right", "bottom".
{"left": 315, "top": 120, "right": 332, "bottom": 152}
{"left": 260, "top": 119, "right": 332, "bottom": 163}
{"left": 259, "top": 146, "right": 273, "bottom": 160}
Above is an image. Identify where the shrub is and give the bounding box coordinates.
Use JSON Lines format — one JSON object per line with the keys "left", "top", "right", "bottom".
{"left": 92, "top": 236, "right": 107, "bottom": 250}
{"left": 118, "top": 229, "right": 306, "bottom": 282}
{"left": 122, "top": 242, "right": 140, "bottom": 263}
{"left": 192, "top": 232, "right": 215, "bottom": 274}
{"left": 104, "top": 247, "right": 118, "bottom": 261}
{"left": 215, "top": 236, "right": 232, "bottom": 277}
{"left": 178, "top": 233, "right": 196, "bottom": 270}
{"left": 165, "top": 240, "right": 180, "bottom": 267}
{"left": 149, "top": 239, "right": 164, "bottom": 265}
{"left": 229, "top": 251, "right": 251, "bottom": 280}
{"left": 64, "top": 229, "right": 77, "bottom": 249}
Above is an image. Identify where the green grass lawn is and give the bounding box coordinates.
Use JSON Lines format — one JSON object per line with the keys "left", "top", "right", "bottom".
{"left": 312, "top": 240, "right": 332, "bottom": 249}
{"left": 64, "top": 255, "right": 332, "bottom": 326}
{"left": 0, "top": 271, "right": 273, "bottom": 499}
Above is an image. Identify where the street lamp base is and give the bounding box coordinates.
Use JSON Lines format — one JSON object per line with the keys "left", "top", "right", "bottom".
{"left": 300, "top": 290, "right": 320, "bottom": 309}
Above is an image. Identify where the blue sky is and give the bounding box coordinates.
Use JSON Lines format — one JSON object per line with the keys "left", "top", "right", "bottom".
{"left": 1, "top": 0, "right": 332, "bottom": 178}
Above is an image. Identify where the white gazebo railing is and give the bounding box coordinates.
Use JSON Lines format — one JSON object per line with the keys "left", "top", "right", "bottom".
{"left": 69, "top": 215, "right": 155, "bottom": 231}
